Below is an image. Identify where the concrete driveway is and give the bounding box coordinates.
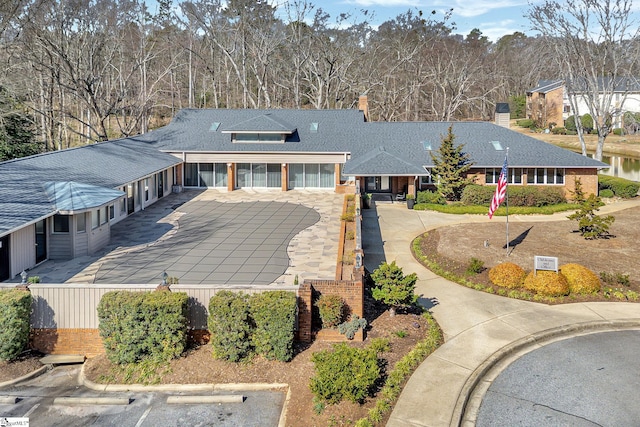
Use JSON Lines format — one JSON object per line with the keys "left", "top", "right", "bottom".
{"left": 360, "top": 199, "right": 640, "bottom": 427}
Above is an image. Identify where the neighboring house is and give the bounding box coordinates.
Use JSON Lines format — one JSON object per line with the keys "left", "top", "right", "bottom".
{"left": 527, "top": 78, "right": 640, "bottom": 129}
{"left": 526, "top": 80, "right": 565, "bottom": 128}
{"left": 0, "top": 101, "right": 606, "bottom": 281}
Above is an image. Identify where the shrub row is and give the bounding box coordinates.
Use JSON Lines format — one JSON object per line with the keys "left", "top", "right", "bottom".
{"left": 598, "top": 175, "right": 640, "bottom": 198}
{"left": 208, "top": 290, "right": 297, "bottom": 362}
{"left": 461, "top": 185, "right": 566, "bottom": 207}
{"left": 0, "top": 289, "right": 32, "bottom": 361}
{"left": 489, "top": 262, "right": 601, "bottom": 297}
{"left": 97, "top": 290, "right": 188, "bottom": 365}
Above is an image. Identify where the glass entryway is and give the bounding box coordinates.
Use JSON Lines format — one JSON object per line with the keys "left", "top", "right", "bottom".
{"left": 364, "top": 176, "right": 391, "bottom": 192}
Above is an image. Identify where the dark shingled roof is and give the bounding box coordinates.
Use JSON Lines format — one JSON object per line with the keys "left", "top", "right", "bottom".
{"left": 1, "top": 108, "right": 608, "bottom": 237}
{"left": 0, "top": 139, "right": 181, "bottom": 236}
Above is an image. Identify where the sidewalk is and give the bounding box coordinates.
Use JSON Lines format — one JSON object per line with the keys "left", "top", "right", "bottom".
{"left": 360, "top": 200, "right": 640, "bottom": 427}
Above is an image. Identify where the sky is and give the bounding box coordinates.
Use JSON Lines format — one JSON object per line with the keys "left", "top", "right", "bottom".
{"left": 305, "top": 0, "right": 540, "bottom": 42}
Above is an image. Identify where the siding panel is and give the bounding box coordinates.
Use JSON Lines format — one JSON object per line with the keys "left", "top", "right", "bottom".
{"left": 10, "top": 225, "right": 35, "bottom": 278}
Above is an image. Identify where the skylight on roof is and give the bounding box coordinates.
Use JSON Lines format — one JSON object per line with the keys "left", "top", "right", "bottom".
{"left": 310, "top": 122, "right": 319, "bottom": 133}
{"left": 490, "top": 140, "right": 504, "bottom": 150}
{"left": 209, "top": 122, "right": 220, "bottom": 132}
{"left": 421, "top": 141, "right": 432, "bottom": 151}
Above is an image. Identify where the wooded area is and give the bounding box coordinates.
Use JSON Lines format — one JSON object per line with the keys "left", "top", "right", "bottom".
{"left": 0, "top": 0, "right": 637, "bottom": 158}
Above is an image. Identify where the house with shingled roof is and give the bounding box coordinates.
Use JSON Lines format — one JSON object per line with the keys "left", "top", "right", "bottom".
{"left": 0, "top": 103, "right": 606, "bottom": 281}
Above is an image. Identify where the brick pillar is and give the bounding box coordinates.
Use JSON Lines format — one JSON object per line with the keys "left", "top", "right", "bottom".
{"left": 334, "top": 163, "right": 341, "bottom": 189}
{"left": 281, "top": 163, "right": 288, "bottom": 191}
{"left": 297, "top": 282, "right": 312, "bottom": 342}
{"left": 175, "top": 164, "right": 183, "bottom": 186}
{"left": 408, "top": 177, "right": 416, "bottom": 197}
{"left": 227, "top": 163, "right": 235, "bottom": 192}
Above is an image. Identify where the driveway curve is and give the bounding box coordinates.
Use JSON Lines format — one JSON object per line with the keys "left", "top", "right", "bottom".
{"left": 359, "top": 199, "right": 640, "bottom": 427}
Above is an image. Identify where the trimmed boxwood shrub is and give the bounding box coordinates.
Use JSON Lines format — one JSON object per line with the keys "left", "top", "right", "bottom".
{"left": 559, "top": 263, "right": 601, "bottom": 294}
{"left": 599, "top": 188, "right": 614, "bottom": 198}
{"left": 208, "top": 291, "right": 252, "bottom": 362}
{"left": 461, "top": 185, "right": 566, "bottom": 207}
{"left": 489, "top": 262, "right": 527, "bottom": 289}
{"left": 0, "top": 289, "right": 32, "bottom": 361}
{"left": 250, "top": 291, "right": 297, "bottom": 362}
{"left": 310, "top": 343, "right": 380, "bottom": 404}
{"left": 523, "top": 271, "right": 570, "bottom": 297}
{"left": 516, "top": 119, "right": 534, "bottom": 128}
{"left": 315, "top": 294, "right": 345, "bottom": 328}
{"left": 598, "top": 175, "right": 640, "bottom": 198}
{"left": 97, "top": 290, "right": 188, "bottom": 364}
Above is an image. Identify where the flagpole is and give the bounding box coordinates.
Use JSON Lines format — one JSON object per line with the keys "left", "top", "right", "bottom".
{"left": 505, "top": 147, "right": 509, "bottom": 256}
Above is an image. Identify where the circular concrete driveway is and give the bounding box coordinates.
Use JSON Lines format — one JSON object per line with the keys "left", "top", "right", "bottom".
{"left": 476, "top": 330, "right": 640, "bottom": 426}
{"left": 95, "top": 200, "right": 320, "bottom": 285}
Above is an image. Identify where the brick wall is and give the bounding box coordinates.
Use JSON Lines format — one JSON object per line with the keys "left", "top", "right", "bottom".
{"left": 30, "top": 328, "right": 104, "bottom": 357}
{"left": 298, "top": 278, "right": 365, "bottom": 343}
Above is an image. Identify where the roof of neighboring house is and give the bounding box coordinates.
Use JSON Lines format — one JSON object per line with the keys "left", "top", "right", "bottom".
{"left": 529, "top": 77, "right": 640, "bottom": 94}
{"left": 0, "top": 139, "right": 182, "bottom": 236}
{"left": 527, "top": 79, "right": 564, "bottom": 94}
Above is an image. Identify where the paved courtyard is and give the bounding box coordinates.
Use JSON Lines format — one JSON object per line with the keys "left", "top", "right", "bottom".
{"left": 17, "top": 189, "right": 344, "bottom": 285}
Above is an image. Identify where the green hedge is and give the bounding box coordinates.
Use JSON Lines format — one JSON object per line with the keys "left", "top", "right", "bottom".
{"left": 206, "top": 290, "right": 298, "bottom": 363}
{"left": 310, "top": 343, "right": 380, "bottom": 404}
{"left": 208, "top": 291, "right": 252, "bottom": 362}
{"left": 97, "top": 290, "right": 188, "bottom": 364}
{"left": 416, "top": 190, "right": 446, "bottom": 205}
{"left": 461, "top": 184, "right": 566, "bottom": 207}
{"left": 0, "top": 289, "right": 32, "bottom": 361}
{"left": 598, "top": 175, "right": 640, "bottom": 198}
{"left": 250, "top": 291, "right": 297, "bottom": 362}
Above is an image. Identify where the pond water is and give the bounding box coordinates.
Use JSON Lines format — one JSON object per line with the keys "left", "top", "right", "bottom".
{"left": 596, "top": 154, "right": 640, "bottom": 182}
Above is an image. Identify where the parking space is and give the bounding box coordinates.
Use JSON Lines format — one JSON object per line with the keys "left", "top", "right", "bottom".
{"left": 0, "top": 366, "right": 285, "bottom": 427}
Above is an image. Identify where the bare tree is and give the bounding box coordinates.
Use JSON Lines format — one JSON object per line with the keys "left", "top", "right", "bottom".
{"left": 528, "top": 0, "right": 640, "bottom": 160}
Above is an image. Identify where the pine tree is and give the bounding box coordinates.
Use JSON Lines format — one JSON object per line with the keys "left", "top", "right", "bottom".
{"left": 370, "top": 261, "right": 418, "bottom": 317}
{"left": 430, "top": 125, "right": 473, "bottom": 201}
{"left": 567, "top": 193, "right": 615, "bottom": 239}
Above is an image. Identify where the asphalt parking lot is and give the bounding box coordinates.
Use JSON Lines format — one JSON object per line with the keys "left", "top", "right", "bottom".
{"left": 0, "top": 366, "right": 285, "bottom": 427}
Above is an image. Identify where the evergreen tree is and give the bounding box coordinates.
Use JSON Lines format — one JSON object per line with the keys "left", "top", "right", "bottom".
{"left": 0, "top": 87, "right": 40, "bottom": 161}
{"left": 567, "top": 193, "right": 615, "bottom": 239}
{"left": 430, "top": 125, "right": 473, "bottom": 200}
{"left": 370, "top": 261, "right": 418, "bottom": 317}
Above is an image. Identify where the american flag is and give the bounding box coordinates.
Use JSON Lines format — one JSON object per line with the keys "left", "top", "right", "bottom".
{"left": 488, "top": 155, "right": 508, "bottom": 219}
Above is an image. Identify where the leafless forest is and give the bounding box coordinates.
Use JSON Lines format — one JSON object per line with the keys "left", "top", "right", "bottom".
{"left": 0, "top": 0, "right": 635, "bottom": 153}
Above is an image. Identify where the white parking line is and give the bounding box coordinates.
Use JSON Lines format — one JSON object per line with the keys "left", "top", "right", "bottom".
{"left": 23, "top": 403, "right": 39, "bottom": 418}
{"left": 135, "top": 405, "right": 153, "bottom": 427}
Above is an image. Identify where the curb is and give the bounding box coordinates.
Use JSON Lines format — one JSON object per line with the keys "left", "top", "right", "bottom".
{"left": 167, "top": 395, "right": 244, "bottom": 404}
{"left": 455, "top": 319, "right": 640, "bottom": 426}
{"left": 54, "top": 396, "right": 131, "bottom": 405}
{"left": 0, "top": 365, "right": 48, "bottom": 389}
{"left": 79, "top": 362, "right": 288, "bottom": 393}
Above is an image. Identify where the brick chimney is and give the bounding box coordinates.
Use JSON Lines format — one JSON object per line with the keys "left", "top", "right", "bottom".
{"left": 358, "top": 94, "right": 369, "bottom": 122}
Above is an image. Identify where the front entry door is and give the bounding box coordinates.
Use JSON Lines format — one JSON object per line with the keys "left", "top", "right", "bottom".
{"left": 0, "top": 235, "right": 10, "bottom": 281}
{"left": 364, "top": 176, "right": 391, "bottom": 192}
{"left": 35, "top": 219, "right": 47, "bottom": 264}
{"left": 158, "top": 172, "right": 164, "bottom": 198}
